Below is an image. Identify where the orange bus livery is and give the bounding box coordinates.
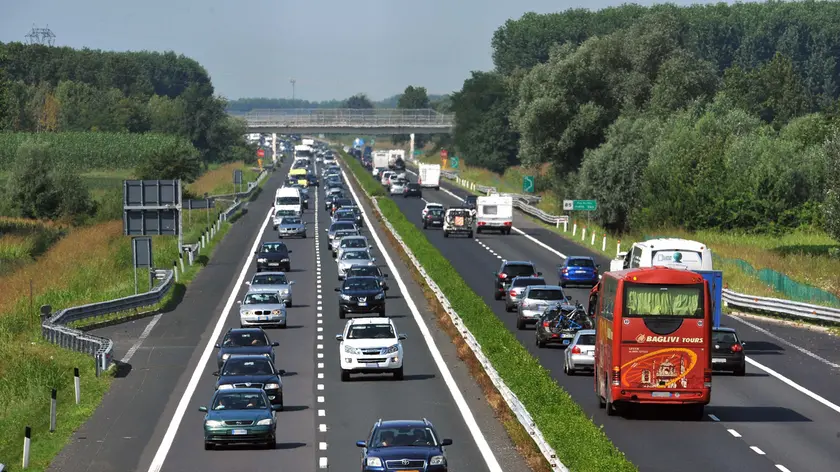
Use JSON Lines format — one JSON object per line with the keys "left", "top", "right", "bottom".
{"left": 590, "top": 266, "right": 712, "bottom": 420}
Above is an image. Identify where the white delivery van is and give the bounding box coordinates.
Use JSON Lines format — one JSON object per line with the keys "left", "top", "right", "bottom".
{"left": 609, "top": 238, "right": 714, "bottom": 272}
{"left": 373, "top": 151, "right": 390, "bottom": 170}
{"left": 418, "top": 164, "right": 441, "bottom": 190}
{"left": 476, "top": 195, "right": 513, "bottom": 235}
{"left": 274, "top": 187, "right": 303, "bottom": 227}
{"left": 294, "top": 144, "right": 313, "bottom": 159}
{"left": 302, "top": 138, "right": 315, "bottom": 146}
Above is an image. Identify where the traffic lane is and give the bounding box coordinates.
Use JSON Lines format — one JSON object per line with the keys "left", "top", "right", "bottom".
{"left": 388, "top": 193, "right": 778, "bottom": 472}
{"left": 709, "top": 369, "right": 840, "bottom": 472}
{"left": 729, "top": 314, "right": 840, "bottom": 366}
{"left": 49, "top": 170, "right": 289, "bottom": 472}
{"left": 316, "top": 200, "right": 497, "bottom": 472}
{"left": 157, "top": 188, "right": 318, "bottom": 471}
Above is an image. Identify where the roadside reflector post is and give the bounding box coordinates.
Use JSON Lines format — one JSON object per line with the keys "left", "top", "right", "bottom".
{"left": 591, "top": 232, "right": 595, "bottom": 246}
{"left": 616, "top": 240, "right": 621, "bottom": 257}
{"left": 563, "top": 220, "right": 568, "bottom": 232}
{"left": 49, "top": 388, "right": 57, "bottom": 432}
{"left": 173, "top": 261, "right": 179, "bottom": 283}
{"left": 572, "top": 223, "right": 577, "bottom": 236}
{"left": 602, "top": 234, "right": 607, "bottom": 252}
{"left": 22, "top": 426, "right": 31, "bottom": 469}
{"left": 581, "top": 227, "right": 586, "bottom": 241}
{"left": 74, "top": 368, "right": 81, "bottom": 404}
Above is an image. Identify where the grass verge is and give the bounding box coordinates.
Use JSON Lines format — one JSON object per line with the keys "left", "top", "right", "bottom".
{"left": 187, "top": 161, "right": 260, "bottom": 197}
{"left": 340, "top": 150, "right": 636, "bottom": 471}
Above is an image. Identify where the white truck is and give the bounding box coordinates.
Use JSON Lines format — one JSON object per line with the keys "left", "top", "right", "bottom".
{"left": 476, "top": 195, "right": 513, "bottom": 235}
{"left": 388, "top": 150, "right": 406, "bottom": 170}
{"left": 418, "top": 164, "right": 441, "bottom": 190}
{"left": 372, "top": 151, "right": 390, "bottom": 170}
{"left": 302, "top": 138, "right": 315, "bottom": 147}
{"left": 294, "top": 144, "right": 313, "bottom": 159}
{"left": 609, "top": 238, "right": 714, "bottom": 272}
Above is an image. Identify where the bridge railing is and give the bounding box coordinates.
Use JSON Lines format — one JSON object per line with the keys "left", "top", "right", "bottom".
{"left": 238, "top": 108, "right": 454, "bottom": 128}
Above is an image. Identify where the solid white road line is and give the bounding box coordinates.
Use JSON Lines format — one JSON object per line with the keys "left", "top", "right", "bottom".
{"left": 341, "top": 165, "right": 504, "bottom": 471}
{"left": 120, "top": 313, "right": 163, "bottom": 363}
{"left": 730, "top": 315, "right": 840, "bottom": 370}
{"left": 146, "top": 208, "right": 274, "bottom": 472}
{"left": 745, "top": 357, "right": 840, "bottom": 414}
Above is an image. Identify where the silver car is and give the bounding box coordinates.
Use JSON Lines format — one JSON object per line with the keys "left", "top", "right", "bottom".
{"left": 331, "top": 229, "right": 361, "bottom": 256}
{"left": 336, "top": 235, "right": 370, "bottom": 260}
{"left": 389, "top": 179, "right": 407, "bottom": 195}
{"left": 564, "top": 329, "right": 596, "bottom": 375}
{"left": 516, "top": 285, "right": 568, "bottom": 323}
{"left": 337, "top": 249, "right": 376, "bottom": 279}
{"left": 245, "top": 272, "right": 296, "bottom": 306}
{"left": 504, "top": 276, "right": 547, "bottom": 312}
{"left": 326, "top": 221, "right": 358, "bottom": 248}
{"left": 238, "top": 291, "right": 287, "bottom": 329}
{"left": 276, "top": 216, "right": 306, "bottom": 238}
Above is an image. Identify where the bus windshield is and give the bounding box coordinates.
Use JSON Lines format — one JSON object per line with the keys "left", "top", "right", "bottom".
{"left": 624, "top": 283, "right": 703, "bottom": 318}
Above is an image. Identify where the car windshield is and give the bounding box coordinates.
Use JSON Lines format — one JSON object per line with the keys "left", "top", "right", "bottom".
{"left": 331, "top": 222, "right": 355, "bottom": 232}
{"left": 576, "top": 334, "right": 596, "bottom": 346}
{"left": 348, "top": 266, "right": 380, "bottom": 277}
{"left": 222, "top": 331, "right": 269, "bottom": 347}
{"left": 372, "top": 426, "right": 438, "bottom": 447}
{"left": 568, "top": 258, "right": 596, "bottom": 268}
{"left": 212, "top": 392, "right": 268, "bottom": 410}
{"left": 343, "top": 278, "right": 380, "bottom": 291}
{"left": 280, "top": 217, "right": 301, "bottom": 225}
{"left": 275, "top": 196, "right": 299, "bottom": 205}
{"left": 251, "top": 274, "right": 287, "bottom": 285}
{"left": 260, "top": 243, "right": 288, "bottom": 254}
{"left": 342, "top": 238, "right": 367, "bottom": 248}
{"left": 713, "top": 331, "right": 739, "bottom": 344}
{"left": 244, "top": 293, "right": 281, "bottom": 305}
{"left": 342, "top": 250, "right": 370, "bottom": 260}
{"left": 504, "top": 264, "right": 536, "bottom": 277}
{"left": 428, "top": 209, "right": 444, "bottom": 217}
{"left": 221, "top": 358, "right": 274, "bottom": 376}
{"left": 347, "top": 324, "right": 395, "bottom": 339}
{"left": 528, "top": 289, "right": 564, "bottom": 300}
{"left": 513, "top": 278, "right": 545, "bottom": 287}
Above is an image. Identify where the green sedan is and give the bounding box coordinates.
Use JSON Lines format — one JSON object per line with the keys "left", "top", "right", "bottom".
{"left": 199, "top": 388, "right": 276, "bottom": 449}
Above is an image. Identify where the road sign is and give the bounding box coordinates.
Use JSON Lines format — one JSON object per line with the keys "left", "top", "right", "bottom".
{"left": 442, "top": 158, "right": 448, "bottom": 169}
{"left": 413, "top": 150, "right": 422, "bottom": 156}
{"left": 371, "top": 139, "right": 376, "bottom": 145}
{"left": 257, "top": 148, "right": 265, "bottom": 158}
{"left": 441, "top": 149, "right": 448, "bottom": 158}
{"left": 122, "top": 180, "right": 181, "bottom": 237}
{"left": 523, "top": 176, "right": 535, "bottom": 193}
{"left": 233, "top": 170, "right": 243, "bottom": 185}
{"left": 563, "top": 200, "right": 597, "bottom": 211}
{"left": 450, "top": 156, "right": 460, "bottom": 169}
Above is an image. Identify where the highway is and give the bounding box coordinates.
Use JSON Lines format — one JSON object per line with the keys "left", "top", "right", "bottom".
{"left": 49, "top": 156, "right": 530, "bottom": 472}
{"left": 377, "top": 165, "right": 840, "bottom": 472}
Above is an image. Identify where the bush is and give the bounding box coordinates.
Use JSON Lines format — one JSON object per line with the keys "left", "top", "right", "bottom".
{"left": 135, "top": 139, "right": 202, "bottom": 182}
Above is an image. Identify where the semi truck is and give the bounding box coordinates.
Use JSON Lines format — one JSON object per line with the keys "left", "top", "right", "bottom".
{"left": 418, "top": 164, "right": 441, "bottom": 190}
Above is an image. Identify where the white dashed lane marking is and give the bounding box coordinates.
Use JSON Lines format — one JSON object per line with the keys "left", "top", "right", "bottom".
{"left": 314, "top": 165, "right": 328, "bottom": 469}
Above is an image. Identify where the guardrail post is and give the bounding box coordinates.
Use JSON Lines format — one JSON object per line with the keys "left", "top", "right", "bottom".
{"left": 590, "top": 232, "right": 595, "bottom": 246}
{"left": 581, "top": 227, "right": 586, "bottom": 241}
{"left": 22, "top": 426, "right": 31, "bottom": 468}
{"left": 173, "top": 261, "right": 180, "bottom": 283}
{"left": 572, "top": 223, "right": 577, "bottom": 236}
{"left": 563, "top": 220, "right": 568, "bottom": 232}
{"left": 74, "top": 367, "right": 80, "bottom": 404}
{"left": 602, "top": 234, "right": 607, "bottom": 252}
{"left": 49, "top": 388, "right": 57, "bottom": 432}
{"left": 616, "top": 240, "right": 621, "bottom": 257}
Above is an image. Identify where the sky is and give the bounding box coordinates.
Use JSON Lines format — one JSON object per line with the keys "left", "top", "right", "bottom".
{"left": 1, "top": 0, "right": 750, "bottom": 102}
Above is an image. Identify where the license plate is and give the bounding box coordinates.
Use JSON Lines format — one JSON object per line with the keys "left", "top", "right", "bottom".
{"left": 576, "top": 270, "right": 587, "bottom": 274}
{"left": 258, "top": 316, "right": 268, "bottom": 321}
{"left": 232, "top": 429, "right": 247, "bottom": 435}
{"left": 365, "top": 362, "right": 378, "bottom": 367}
{"left": 562, "top": 333, "right": 574, "bottom": 338}
{"left": 712, "top": 358, "right": 726, "bottom": 363}
{"left": 358, "top": 302, "right": 367, "bottom": 306}
{"left": 651, "top": 392, "right": 672, "bottom": 398}
{"left": 269, "top": 263, "right": 279, "bottom": 266}
{"left": 562, "top": 339, "right": 570, "bottom": 345}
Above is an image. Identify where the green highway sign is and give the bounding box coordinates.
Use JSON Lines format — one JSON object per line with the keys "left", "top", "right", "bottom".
{"left": 371, "top": 139, "right": 376, "bottom": 145}
{"left": 523, "top": 176, "right": 535, "bottom": 193}
{"left": 413, "top": 150, "right": 422, "bottom": 155}
{"left": 563, "top": 199, "right": 597, "bottom": 211}
{"left": 450, "top": 156, "right": 460, "bottom": 169}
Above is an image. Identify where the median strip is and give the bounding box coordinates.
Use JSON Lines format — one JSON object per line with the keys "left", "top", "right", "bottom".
{"left": 338, "top": 150, "right": 636, "bottom": 472}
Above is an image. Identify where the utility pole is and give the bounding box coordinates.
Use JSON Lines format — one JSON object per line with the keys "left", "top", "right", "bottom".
{"left": 290, "top": 78, "right": 296, "bottom": 102}
{"left": 25, "top": 24, "right": 56, "bottom": 46}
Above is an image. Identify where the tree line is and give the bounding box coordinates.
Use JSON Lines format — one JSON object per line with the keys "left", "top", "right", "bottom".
{"left": 447, "top": 1, "right": 840, "bottom": 237}
{"left": 0, "top": 41, "right": 254, "bottom": 223}
{"left": 226, "top": 93, "right": 447, "bottom": 112}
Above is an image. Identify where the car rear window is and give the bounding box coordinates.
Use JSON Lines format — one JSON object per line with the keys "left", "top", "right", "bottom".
{"left": 577, "top": 334, "right": 596, "bottom": 346}
{"left": 512, "top": 277, "right": 545, "bottom": 287}
{"left": 713, "top": 331, "right": 739, "bottom": 344}
{"left": 504, "top": 264, "right": 536, "bottom": 277}
{"left": 528, "top": 288, "right": 564, "bottom": 300}
{"left": 568, "top": 259, "right": 595, "bottom": 268}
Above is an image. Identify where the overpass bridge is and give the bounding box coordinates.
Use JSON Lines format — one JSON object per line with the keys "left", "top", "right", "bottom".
{"left": 234, "top": 108, "right": 454, "bottom": 134}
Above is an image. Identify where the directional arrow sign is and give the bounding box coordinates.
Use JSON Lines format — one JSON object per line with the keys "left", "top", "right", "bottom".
{"left": 450, "top": 156, "right": 460, "bottom": 169}
{"left": 563, "top": 199, "right": 597, "bottom": 211}
{"left": 523, "top": 176, "right": 535, "bottom": 193}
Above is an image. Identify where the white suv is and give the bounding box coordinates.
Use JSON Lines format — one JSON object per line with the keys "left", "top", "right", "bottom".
{"left": 335, "top": 317, "right": 406, "bottom": 381}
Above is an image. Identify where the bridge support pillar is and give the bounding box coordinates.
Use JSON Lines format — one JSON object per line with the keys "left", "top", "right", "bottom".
{"left": 409, "top": 133, "right": 415, "bottom": 162}
{"left": 271, "top": 133, "right": 277, "bottom": 161}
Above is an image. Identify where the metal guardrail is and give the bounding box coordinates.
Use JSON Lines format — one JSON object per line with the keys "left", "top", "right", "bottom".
{"left": 41, "top": 269, "right": 174, "bottom": 375}
{"left": 237, "top": 108, "right": 454, "bottom": 130}
{"left": 342, "top": 156, "right": 568, "bottom": 471}
{"left": 432, "top": 163, "right": 840, "bottom": 324}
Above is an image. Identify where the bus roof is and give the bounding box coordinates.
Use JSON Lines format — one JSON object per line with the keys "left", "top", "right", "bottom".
{"left": 606, "top": 266, "right": 705, "bottom": 285}
{"left": 637, "top": 238, "right": 708, "bottom": 252}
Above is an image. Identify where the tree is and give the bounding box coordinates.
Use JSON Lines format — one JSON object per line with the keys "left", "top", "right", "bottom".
{"left": 135, "top": 140, "right": 202, "bottom": 182}
{"left": 342, "top": 94, "right": 374, "bottom": 109}
{"left": 394, "top": 86, "right": 431, "bottom": 145}
{"left": 823, "top": 130, "right": 840, "bottom": 241}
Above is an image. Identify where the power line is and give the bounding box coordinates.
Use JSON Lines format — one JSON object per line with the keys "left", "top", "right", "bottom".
{"left": 25, "top": 24, "right": 56, "bottom": 46}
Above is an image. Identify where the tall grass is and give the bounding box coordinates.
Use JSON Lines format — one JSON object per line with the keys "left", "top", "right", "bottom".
{"left": 0, "top": 218, "right": 65, "bottom": 276}
{"left": 187, "top": 161, "right": 259, "bottom": 197}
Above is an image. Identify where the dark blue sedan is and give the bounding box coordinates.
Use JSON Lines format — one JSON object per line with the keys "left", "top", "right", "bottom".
{"left": 557, "top": 257, "right": 600, "bottom": 287}
{"left": 357, "top": 419, "right": 452, "bottom": 471}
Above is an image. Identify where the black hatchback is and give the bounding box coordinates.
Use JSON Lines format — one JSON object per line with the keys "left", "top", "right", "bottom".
{"left": 423, "top": 208, "right": 445, "bottom": 229}
{"left": 255, "top": 242, "right": 292, "bottom": 272}
{"left": 712, "top": 327, "right": 746, "bottom": 376}
{"left": 403, "top": 183, "right": 422, "bottom": 198}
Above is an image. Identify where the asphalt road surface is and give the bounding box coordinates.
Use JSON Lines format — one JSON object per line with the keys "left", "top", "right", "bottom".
{"left": 378, "top": 164, "right": 840, "bottom": 472}
{"left": 49, "top": 157, "right": 530, "bottom": 472}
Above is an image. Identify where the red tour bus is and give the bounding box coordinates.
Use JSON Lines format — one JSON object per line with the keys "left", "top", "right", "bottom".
{"left": 590, "top": 266, "right": 712, "bottom": 419}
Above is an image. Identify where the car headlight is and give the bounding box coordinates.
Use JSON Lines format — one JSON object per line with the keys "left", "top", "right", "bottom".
{"left": 340, "top": 294, "right": 351, "bottom": 301}
{"left": 430, "top": 455, "right": 446, "bottom": 466}
{"left": 281, "top": 289, "right": 290, "bottom": 295}
{"left": 205, "top": 420, "right": 224, "bottom": 427}
{"left": 221, "top": 353, "right": 230, "bottom": 361}
{"left": 375, "top": 293, "right": 384, "bottom": 300}
{"left": 217, "top": 384, "right": 233, "bottom": 390}
{"left": 344, "top": 344, "right": 361, "bottom": 355}
{"left": 256, "top": 418, "right": 274, "bottom": 426}
{"left": 368, "top": 261, "right": 375, "bottom": 265}
{"left": 365, "top": 457, "right": 382, "bottom": 467}
{"left": 264, "top": 383, "right": 281, "bottom": 390}
{"left": 241, "top": 310, "right": 252, "bottom": 316}
{"left": 280, "top": 258, "right": 289, "bottom": 262}
{"left": 271, "top": 309, "right": 283, "bottom": 315}
{"left": 257, "top": 258, "right": 267, "bottom": 263}
{"left": 382, "top": 344, "right": 399, "bottom": 354}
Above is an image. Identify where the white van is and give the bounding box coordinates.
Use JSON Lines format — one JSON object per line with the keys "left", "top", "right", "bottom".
{"left": 418, "top": 164, "right": 441, "bottom": 190}
{"left": 274, "top": 187, "right": 303, "bottom": 227}
{"left": 476, "top": 195, "right": 513, "bottom": 235}
{"left": 609, "top": 238, "right": 713, "bottom": 272}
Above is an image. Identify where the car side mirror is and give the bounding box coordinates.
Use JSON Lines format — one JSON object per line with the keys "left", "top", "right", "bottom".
{"left": 371, "top": 258, "right": 376, "bottom": 262}
{"left": 271, "top": 341, "right": 280, "bottom": 347}
{"left": 596, "top": 264, "right": 601, "bottom": 269}
{"left": 276, "top": 369, "right": 286, "bottom": 376}
{"left": 288, "top": 250, "right": 292, "bottom": 253}
{"left": 212, "top": 371, "right": 219, "bottom": 376}
{"left": 334, "top": 287, "right": 341, "bottom": 292}
{"left": 566, "top": 295, "right": 573, "bottom": 301}
{"left": 398, "top": 334, "right": 406, "bottom": 340}
{"left": 335, "top": 334, "right": 344, "bottom": 341}
{"left": 537, "top": 272, "right": 543, "bottom": 276}
{"left": 741, "top": 341, "right": 746, "bottom": 346}
{"left": 198, "top": 406, "right": 208, "bottom": 412}
{"left": 356, "top": 440, "right": 367, "bottom": 448}
{"left": 325, "top": 228, "right": 329, "bottom": 232}
{"left": 236, "top": 300, "right": 242, "bottom": 305}
{"left": 289, "top": 281, "right": 296, "bottom": 285}
{"left": 245, "top": 281, "right": 251, "bottom": 286}
{"left": 214, "top": 343, "right": 221, "bottom": 348}
{"left": 441, "top": 438, "right": 453, "bottom": 446}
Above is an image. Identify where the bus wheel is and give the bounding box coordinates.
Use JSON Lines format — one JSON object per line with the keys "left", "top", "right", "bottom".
{"left": 606, "top": 391, "right": 618, "bottom": 416}
{"left": 685, "top": 404, "right": 705, "bottom": 421}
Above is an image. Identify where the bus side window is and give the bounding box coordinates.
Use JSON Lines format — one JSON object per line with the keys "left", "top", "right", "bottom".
{"left": 630, "top": 246, "right": 643, "bottom": 268}
{"left": 588, "top": 294, "right": 598, "bottom": 316}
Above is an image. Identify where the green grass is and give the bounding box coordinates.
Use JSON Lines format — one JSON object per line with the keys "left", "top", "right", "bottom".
{"left": 340, "top": 150, "right": 636, "bottom": 471}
